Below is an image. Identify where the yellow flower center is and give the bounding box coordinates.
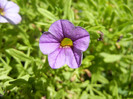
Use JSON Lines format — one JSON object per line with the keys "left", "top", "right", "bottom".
{"left": 61, "top": 38, "right": 73, "bottom": 47}
{"left": 0, "top": 8, "right": 4, "bottom": 16}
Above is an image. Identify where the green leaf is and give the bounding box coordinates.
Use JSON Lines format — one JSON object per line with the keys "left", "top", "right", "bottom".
{"left": 62, "top": 72, "right": 71, "bottom": 80}
{"left": 0, "top": 87, "right": 4, "bottom": 95}
{"left": 100, "top": 53, "right": 122, "bottom": 63}
{"left": 9, "top": 79, "right": 28, "bottom": 85}
{"left": 92, "top": 73, "right": 109, "bottom": 84}
{"left": 80, "top": 80, "right": 90, "bottom": 88}
{"left": 104, "top": 6, "right": 112, "bottom": 19}
{"left": 122, "top": 4, "right": 133, "bottom": 16}
{"left": 89, "top": 31, "right": 100, "bottom": 39}
{"left": 0, "top": 75, "right": 12, "bottom": 80}
{"left": 110, "top": 11, "right": 115, "bottom": 26}
{"left": 98, "top": 75, "right": 109, "bottom": 84}
{"left": 0, "top": 57, "right": 12, "bottom": 76}
{"left": 63, "top": 0, "right": 74, "bottom": 22}
{"left": 86, "top": 26, "right": 105, "bottom": 31}
{"left": 109, "top": 81, "right": 119, "bottom": 97}
{"left": 80, "top": 91, "right": 89, "bottom": 99}
{"left": 38, "top": 7, "right": 58, "bottom": 21}
{"left": 19, "top": 75, "right": 30, "bottom": 81}
{"left": 88, "top": 95, "right": 106, "bottom": 99}
{"left": 55, "top": 89, "right": 64, "bottom": 99}
{"left": 6, "top": 49, "right": 33, "bottom": 62}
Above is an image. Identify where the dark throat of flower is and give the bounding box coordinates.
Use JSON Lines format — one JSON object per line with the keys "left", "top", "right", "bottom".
{"left": 60, "top": 38, "right": 73, "bottom": 48}
{"left": 0, "top": 8, "right": 4, "bottom": 16}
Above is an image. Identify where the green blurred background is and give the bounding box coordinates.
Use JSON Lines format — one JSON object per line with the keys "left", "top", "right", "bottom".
{"left": 0, "top": 0, "right": 133, "bottom": 99}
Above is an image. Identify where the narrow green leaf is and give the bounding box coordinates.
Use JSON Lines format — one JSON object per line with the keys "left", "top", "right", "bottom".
{"left": 55, "top": 89, "right": 64, "bottom": 99}
{"left": 109, "top": 11, "right": 115, "bottom": 26}
{"left": 98, "top": 75, "right": 109, "bottom": 84}
{"left": 100, "top": 53, "right": 122, "bottom": 63}
{"left": 9, "top": 79, "right": 28, "bottom": 85}
{"left": 122, "top": 4, "right": 132, "bottom": 16}
{"left": 0, "top": 75, "right": 12, "bottom": 80}
{"left": 80, "top": 91, "right": 89, "bottom": 99}
{"left": 38, "top": 7, "right": 58, "bottom": 21}
{"left": 63, "top": 0, "right": 74, "bottom": 22}
{"left": 0, "top": 87, "right": 4, "bottom": 95}
{"left": 6, "top": 49, "right": 33, "bottom": 62}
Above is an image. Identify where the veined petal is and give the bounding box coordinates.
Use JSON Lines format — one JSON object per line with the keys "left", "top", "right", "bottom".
{"left": 48, "top": 20, "right": 64, "bottom": 41}
{"left": 72, "top": 26, "right": 90, "bottom": 41}
{"left": 65, "top": 48, "right": 82, "bottom": 68}
{"left": 39, "top": 32, "right": 60, "bottom": 55}
{"left": 48, "top": 20, "right": 74, "bottom": 41}
{"left": 73, "top": 48, "right": 83, "bottom": 67}
{"left": 60, "top": 20, "right": 75, "bottom": 39}
{"left": 73, "top": 27, "right": 90, "bottom": 51}
{"left": 0, "top": 15, "right": 8, "bottom": 23}
{"left": 4, "top": 13, "right": 21, "bottom": 24}
{"left": 39, "top": 43, "right": 60, "bottom": 55}
{"left": 48, "top": 48, "right": 66, "bottom": 69}
{"left": 39, "top": 32, "right": 59, "bottom": 43}
{"left": 73, "top": 36, "right": 90, "bottom": 51}
{"left": 4, "top": 1, "right": 19, "bottom": 13}
{"left": 0, "top": 0, "right": 7, "bottom": 8}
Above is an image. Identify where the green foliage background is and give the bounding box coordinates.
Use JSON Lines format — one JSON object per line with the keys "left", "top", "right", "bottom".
{"left": 0, "top": 0, "right": 133, "bottom": 99}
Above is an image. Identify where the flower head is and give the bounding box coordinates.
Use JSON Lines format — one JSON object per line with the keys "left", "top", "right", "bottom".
{"left": 39, "top": 20, "right": 90, "bottom": 69}
{"left": 0, "top": 0, "right": 21, "bottom": 24}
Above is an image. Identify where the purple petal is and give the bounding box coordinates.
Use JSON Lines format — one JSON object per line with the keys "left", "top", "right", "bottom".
{"left": 48, "top": 20, "right": 74, "bottom": 41}
{"left": 4, "top": 13, "right": 21, "bottom": 24}
{"left": 73, "top": 48, "right": 83, "bottom": 66}
{"left": 73, "top": 27, "right": 90, "bottom": 51}
{"left": 4, "top": 1, "right": 19, "bottom": 13}
{"left": 0, "top": 0, "right": 7, "bottom": 8}
{"left": 39, "top": 32, "right": 59, "bottom": 43}
{"left": 65, "top": 48, "right": 82, "bottom": 68}
{"left": 39, "top": 32, "right": 60, "bottom": 55}
{"left": 0, "top": 16, "right": 8, "bottom": 23}
{"left": 48, "top": 48, "right": 66, "bottom": 69}
{"left": 73, "top": 36, "right": 90, "bottom": 51}
{"left": 72, "top": 26, "right": 90, "bottom": 41}
{"left": 48, "top": 20, "right": 64, "bottom": 41}
{"left": 59, "top": 20, "right": 75, "bottom": 39}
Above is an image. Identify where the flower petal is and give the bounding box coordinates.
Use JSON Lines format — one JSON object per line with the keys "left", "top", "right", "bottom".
{"left": 48, "top": 20, "right": 74, "bottom": 41}
{"left": 39, "top": 32, "right": 60, "bottom": 55}
{"left": 0, "top": 0, "right": 7, "bottom": 8}
{"left": 73, "top": 27, "right": 90, "bottom": 51}
{"left": 4, "top": 13, "right": 21, "bottom": 24}
{"left": 4, "top": 1, "right": 19, "bottom": 13}
{"left": 73, "top": 48, "right": 83, "bottom": 67}
{"left": 73, "top": 36, "right": 90, "bottom": 51}
{"left": 48, "top": 48, "right": 66, "bottom": 69}
{"left": 65, "top": 48, "right": 82, "bottom": 68}
{"left": 59, "top": 20, "right": 75, "bottom": 39}
{"left": 0, "top": 16, "right": 8, "bottom": 23}
{"left": 72, "top": 26, "right": 90, "bottom": 41}
{"left": 39, "top": 32, "right": 59, "bottom": 43}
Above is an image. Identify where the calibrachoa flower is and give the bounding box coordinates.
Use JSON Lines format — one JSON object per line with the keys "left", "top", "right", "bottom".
{"left": 0, "top": 0, "right": 21, "bottom": 24}
{"left": 39, "top": 20, "right": 90, "bottom": 69}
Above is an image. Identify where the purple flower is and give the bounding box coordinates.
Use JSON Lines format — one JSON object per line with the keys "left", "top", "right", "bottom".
{"left": 0, "top": 0, "right": 21, "bottom": 24}
{"left": 39, "top": 20, "right": 90, "bottom": 69}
